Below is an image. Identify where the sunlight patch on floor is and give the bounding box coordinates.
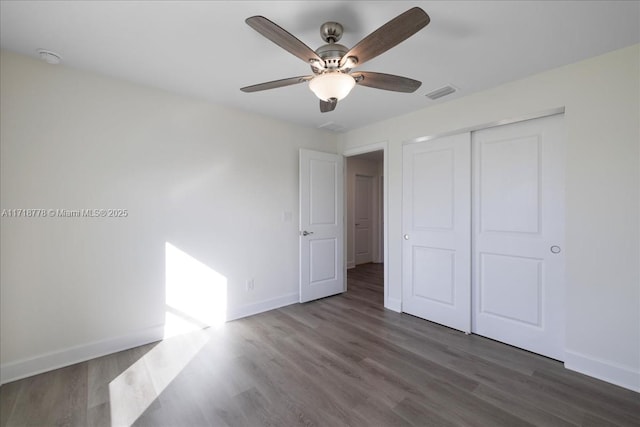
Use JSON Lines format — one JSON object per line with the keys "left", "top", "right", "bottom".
{"left": 108, "top": 242, "right": 228, "bottom": 426}
{"left": 108, "top": 329, "right": 210, "bottom": 426}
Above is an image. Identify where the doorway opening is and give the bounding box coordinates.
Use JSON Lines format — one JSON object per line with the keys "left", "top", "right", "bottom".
{"left": 344, "top": 146, "right": 387, "bottom": 307}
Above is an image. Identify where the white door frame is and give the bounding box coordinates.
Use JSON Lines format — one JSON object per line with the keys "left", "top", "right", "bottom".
{"left": 343, "top": 142, "right": 392, "bottom": 310}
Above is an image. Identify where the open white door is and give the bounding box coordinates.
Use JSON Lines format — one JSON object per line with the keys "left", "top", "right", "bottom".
{"left": 402, "top": 133, "right": 471, "bottom": 333}
{"left": 299, "top": 149, "right": 344, "bottom": 303}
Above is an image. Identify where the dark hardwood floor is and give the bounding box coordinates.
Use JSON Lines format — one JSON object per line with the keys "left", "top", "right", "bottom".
{"left": 1, "top": 262, "right": 638, "bottom": 426}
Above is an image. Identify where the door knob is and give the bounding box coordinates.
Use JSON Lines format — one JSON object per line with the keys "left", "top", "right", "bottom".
{"left": 301, "top": 230, "right": 314, "bottom": 236}
{"left": 404, "top": 234, "right": 410, "bottom": 240}
{"left": 550, "top": 245, "right": 561, "bottom": 254}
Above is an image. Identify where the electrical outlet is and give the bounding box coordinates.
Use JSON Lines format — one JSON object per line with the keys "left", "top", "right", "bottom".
{"left": 246, "top": 279, "right": 254, "bottom": 291}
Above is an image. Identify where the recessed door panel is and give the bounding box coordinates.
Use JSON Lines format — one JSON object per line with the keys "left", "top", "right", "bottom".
{"left": 412, "top": 149, "right": 454, "bottom": 230}
{"left": 412, "top": 247, "right": 455, "bottom": 305}
{"left": 310, "top": 238, "right": 337, "bottom": 284}
{"left": 354, "top": 175, "right": 373, "bottom": 264}
{"left": 355, "top": 228, "right": 370, "bottom": 254}
{"left": 479, "top": 135, "right": 541, "bottom": 234}
{"left": 310, "top": 159, "right": 337, "bottom": 226}
{"left": 479, "top": 253, "right": 542, "bottom": 326}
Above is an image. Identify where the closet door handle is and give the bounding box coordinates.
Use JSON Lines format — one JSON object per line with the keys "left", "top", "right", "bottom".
{"left": 550, "top": 245, "right": 561, "bottom": 254}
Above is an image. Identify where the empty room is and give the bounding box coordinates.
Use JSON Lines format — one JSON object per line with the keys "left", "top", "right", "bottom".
{"left": 0, "top": 1, "right": 639, "bottom": 426}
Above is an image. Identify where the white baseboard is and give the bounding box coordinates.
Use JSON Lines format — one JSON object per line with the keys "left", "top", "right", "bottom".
{"left": 385, "top": 297, "right": 401, "bottom": 313}
{"left": 347, "top": 261, "right": 355, "bottom": 269}
{"left": 1, "top": 293, "right": 300, "bottom": 385}
{"left": 564, "top": 350, "right": 640, "bottom": 392}
{"left": 226, "top": 292, "right": 299, "bottom": 322}
{"left": 0, "top": 324, "right": 164, "bottom": 385}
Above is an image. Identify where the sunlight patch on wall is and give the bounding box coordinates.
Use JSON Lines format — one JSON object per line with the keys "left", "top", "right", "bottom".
{"left": 164, "top": 242, "right": 227, "bottom": 337}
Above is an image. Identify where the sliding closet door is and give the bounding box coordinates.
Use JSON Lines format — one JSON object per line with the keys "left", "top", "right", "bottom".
{"left": 402, "top": 133, "right": 471, "bottom": 333}
{"left": 472, "top": 114, "right": 565, "bottom": 360}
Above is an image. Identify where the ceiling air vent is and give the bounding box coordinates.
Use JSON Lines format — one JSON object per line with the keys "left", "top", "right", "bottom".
{"left": 318, "top": 121, "right": 346, "bottom": 132}
{"left": 425, "top": 84, "right": 457, "bottom": 100}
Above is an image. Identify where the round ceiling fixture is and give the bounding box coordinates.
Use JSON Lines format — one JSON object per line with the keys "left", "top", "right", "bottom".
{"left": 37, "top": 49, "right": 61, "bottom": 65}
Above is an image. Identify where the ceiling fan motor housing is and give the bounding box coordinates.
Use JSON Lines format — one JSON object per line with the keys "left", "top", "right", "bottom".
{"left": 314, "top": 22, "right": 349, "bottom": 71}
{"left": 315, "top": 43, "right": 349, "bottom": 69}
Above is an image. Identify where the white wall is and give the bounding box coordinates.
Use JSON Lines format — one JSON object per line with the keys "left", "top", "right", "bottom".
{"left": 0, "top": 50, "right": 337, "bottom": 383}
{"left": 346, "top": 156, "right": 382, "bottom": 268}
{"left": 338, "top": 45, "right": 640, "bottom": 391}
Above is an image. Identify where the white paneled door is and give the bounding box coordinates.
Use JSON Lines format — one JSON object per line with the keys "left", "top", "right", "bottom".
{"left": 355, "top": 175, "right": 373, "bottom": 265}
{"left": 402, "top": 133, "right": 471, "bottom": 333}
{"left": 299, "top": 149, "right": 344, "bottom": 303}
{"left": 401, "top": 114, "right": 565, "bottom": 360}
{"left": 472, "top": 115, "right": 565, "bottom": 360}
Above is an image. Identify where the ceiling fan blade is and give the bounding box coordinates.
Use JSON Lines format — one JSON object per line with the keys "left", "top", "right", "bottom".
{"left": 352, "top": 71, "right": 422, "bottom": 93}
{"left": 246, "top": 16, "right": 323, "bottom": 64}
{"left": 240, "top": 75, "right": 313, "bottom": 93}
{"left": 320, "top": 98, "right": 337, "bottom": 113}
{"left": 340, "top": 7, "right": 429, "bottom": 68}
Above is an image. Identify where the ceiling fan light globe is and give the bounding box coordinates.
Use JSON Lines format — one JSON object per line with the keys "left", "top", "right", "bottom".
{"left": 309, "top": 72, "right": 355, "bottom": 101}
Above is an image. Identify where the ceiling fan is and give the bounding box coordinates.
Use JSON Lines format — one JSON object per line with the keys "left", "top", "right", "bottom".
{"left": 240, "top": 7, "right": 430, "bottom": 113}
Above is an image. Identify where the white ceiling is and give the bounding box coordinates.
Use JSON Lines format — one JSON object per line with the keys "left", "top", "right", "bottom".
{"left": 1, "top": 1, "right": 638, "bottom": 132}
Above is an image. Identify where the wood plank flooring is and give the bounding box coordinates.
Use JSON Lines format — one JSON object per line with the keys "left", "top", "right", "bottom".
{"left": 1, "top": 262, "right": 638, "bottom": 426}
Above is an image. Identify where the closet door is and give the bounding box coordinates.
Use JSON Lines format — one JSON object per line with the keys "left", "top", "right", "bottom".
{"left": 472, "top": 114, "right": 565, "bottom": 360}
{"left": 402, "top": 133, "right": 471, "bottom": 333}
